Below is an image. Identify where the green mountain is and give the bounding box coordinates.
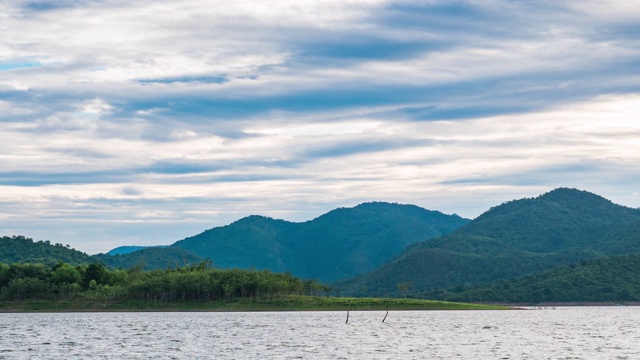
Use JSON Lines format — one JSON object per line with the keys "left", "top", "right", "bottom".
{"left": 424, "top": 253, "right": 640, "bottom": 303}
{"left": 0, "top": 235, "right": 203, "bottom": 271}
{"left": 107, "top": 246, "right": 157, "bottom": 255}
{"left": 337, "top": 188, "right": 640, "bottom": 296}
{"left": 172, "top": 202, "right": 470, "bottom": 282}
{"left": 94, "top": 247, "right": 204, "bottom": 270}
{"left": 594, "top": 219, "right": 640, "bottom": 255}
{"left": 0, "top": 235, "right": 92, "bottom": 266}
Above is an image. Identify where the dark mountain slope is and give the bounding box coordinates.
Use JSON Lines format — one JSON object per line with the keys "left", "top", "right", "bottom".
{"left": 424, "top": 188, "right": 640, "bottom": 254}
{"left": 286, "top": 202, "right": 470, "bottom": 280}
{"left": 172, "top": 202, "right": 470, "bottom": 282}
{"left": 424, "top": 253, "right": 640, "bottom": 303}
{"left": 173, "top": 215, "right": 295, "bottom": 272}
{"left": 338, "top": 188, "right": 640, "bottom": 296}
{"left": 93, "top": 247, "right": 204, "bottom": 270}
{"left": 595, "top": 219, "right": 640, "bottom": 255}
{"left": 107, "top": 246, "right": 154, "bottom": 255}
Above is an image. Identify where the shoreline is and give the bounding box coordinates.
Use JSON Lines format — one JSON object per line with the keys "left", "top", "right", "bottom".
{"left": 0, "top": 295, "right": 511, "bottom": 313}
{"left": 489, "top": 301, "right": 640, "bottom": 307}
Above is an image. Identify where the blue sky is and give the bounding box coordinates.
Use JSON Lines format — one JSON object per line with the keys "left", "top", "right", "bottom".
{"left": 1, "top": 0, "right": 640, "bottom": 254}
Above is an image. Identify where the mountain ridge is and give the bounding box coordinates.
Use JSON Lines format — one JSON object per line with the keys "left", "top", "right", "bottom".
{"left": 172, "top": 201, "right": 470, "bottom": 282}
{"left": 5, "top": 187, "right": 640, "bottom": 304}
{"left": 337, "top": 188, "right": 640, "bottom": 296}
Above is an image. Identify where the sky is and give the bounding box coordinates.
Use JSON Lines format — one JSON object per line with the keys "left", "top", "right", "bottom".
{"left": 1, "top": 0, "right": 640, "bottom": 254}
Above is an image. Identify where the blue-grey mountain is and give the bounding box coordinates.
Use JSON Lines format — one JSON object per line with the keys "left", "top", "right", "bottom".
{"left": 94, "top": 247, "right": 203, "bottom": 270}
{"left": 107, "top": 246, "right": 151, "bottom": 256}
{"left": 172, "top": 202, "right": 470, "bottom": 282}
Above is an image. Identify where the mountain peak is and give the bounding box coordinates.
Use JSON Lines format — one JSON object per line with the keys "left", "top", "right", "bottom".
{"left": 537, "top": 187, "right": 614, "bottom": 208}
{"left": 172, "top": 202, "right": 470, "bottom": 282}
{"left": 540, "top": 187, "right": 602, "bottom": 198}
{"left": 231, "top": 214, "right": 285, "bottom": 225}
{"left": 338, "top": 188, "right": 640, "bottom": 296}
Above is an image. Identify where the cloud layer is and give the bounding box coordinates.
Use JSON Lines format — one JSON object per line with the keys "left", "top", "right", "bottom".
{"left": 1, "top": 0, "right": 639, "bottom": 253}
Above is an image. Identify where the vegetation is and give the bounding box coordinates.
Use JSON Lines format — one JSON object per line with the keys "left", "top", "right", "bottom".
{"left": 107, "top": 245, "right": 157, "bottom": 255}
{"left": 173, "top": 202, "right": 469, "bottom": 282}
{"left": 337, "top": 188, "right": 640, "bottom": 296}
{"left": 0, "top": 236, "right": 204, "bottom": 272}
{"left": 4, "top": 188, "right": 640, "bottom": 304}
{"left": 0, "top": 235, "right": 92, "bottom": 266}
{"left": 0, "top": 260, "right": 323, "bottom": 305}
{"left": 594, "top": 219, "right": 640, "bottom": 255}
{"left": 423, "top": 254, "right": 640, "bottom": 303}
{"left": 0, "top": 260, "right": 505, "bottom": 311}
{"left": 94, "top": 247, "right": 204, "bottom": 270}
{"left": 0, "top": 295, "right": 507, "bottom": 312}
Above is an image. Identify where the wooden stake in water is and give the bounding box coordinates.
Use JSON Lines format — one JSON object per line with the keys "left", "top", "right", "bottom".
{"left": 382, "top": 306, "right": 389, "bottom": 323}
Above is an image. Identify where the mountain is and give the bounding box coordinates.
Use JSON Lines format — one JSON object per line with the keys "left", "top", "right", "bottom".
{"left": 0, "top": 235, "right": 204, "bottom": 271}
{"left": 172, "top": 202, "right": 470, "bottom": 282}
{"left": 174, "top": 215, "right": 294, "bottom": 272}
{"left": 594, "top": 219, "right": 640, "bottom": 255}
{"left": 337, "top": 188, "right": 640, "bottom": 296}
{"left": 0, "top": 235, "right": 92, "bottom": 266}
{"left": 94, "top": 247, "right": 204, "bottom": 270}
{"left": 423, "top": 253, "right": 640, "bottom": 303}
{"left": 107, "top": 246, "right": 160, "bottom": 256}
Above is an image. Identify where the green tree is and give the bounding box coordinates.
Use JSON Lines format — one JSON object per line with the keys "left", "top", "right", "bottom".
{"left": 51, "top": 264, "right": 81, "bottom": 284}
{"left": 83, "top": 263, "right": 108, "bottom": 287}
{"left": 0, "top": 262, "right": 9, "bottom": 287}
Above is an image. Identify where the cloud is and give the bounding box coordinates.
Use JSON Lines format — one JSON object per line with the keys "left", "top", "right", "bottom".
{"left": 1, "top": 0, "right": 639, "bottom": 253}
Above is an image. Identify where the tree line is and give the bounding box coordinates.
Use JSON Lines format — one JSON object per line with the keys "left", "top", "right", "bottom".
{"left": 0, "top": 260, "right": 331, "bottom": 304}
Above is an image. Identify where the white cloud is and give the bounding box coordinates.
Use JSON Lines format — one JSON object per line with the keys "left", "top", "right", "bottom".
{"left": 79, "top": 98, "right": 113, "bottom": 114}
{"left": 1, "top": 1, "right": 640, "bottom": 253}
{"left": 2, "top": 93, "right": 639, "bottom": 253}
{"left": 566, "top": 0, "right": 640, "bottom": 22}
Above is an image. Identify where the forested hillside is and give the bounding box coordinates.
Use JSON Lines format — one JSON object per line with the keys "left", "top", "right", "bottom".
{"left": 1, "top": 203, "right": 469, "bottom": 279}
{"left": 94, "top": 247, "right": 204, "bottom": 270}
{"left": 107, "top": 246, "right": 152, "bottom": 255}
{"left": 0, "top": 236, "right": 92, "bottom": 266}
{"left": 337, "top": 188, "right": 640, "bottom": 296}
{"left": 423, "top": 254, "right": 640, "bottom": 303}
{"left": 5, "top": 188, "right": 640, "bottom": 304}
{"left": 594, "top": 219, "right": 640, "bottom": 255}
{"left": 172, "top": 202, "right": 469, "bottom": 282}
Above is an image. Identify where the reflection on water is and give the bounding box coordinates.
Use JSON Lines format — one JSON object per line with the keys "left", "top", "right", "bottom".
{"left": 1, "top": 307, "right": 640, "bottom": 359}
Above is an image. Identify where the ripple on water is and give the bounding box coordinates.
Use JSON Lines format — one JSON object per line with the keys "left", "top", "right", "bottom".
{"left": 1, "top": 308, "right": 640, "bottom": 358}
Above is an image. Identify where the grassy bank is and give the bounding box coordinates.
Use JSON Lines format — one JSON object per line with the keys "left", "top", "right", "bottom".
{"left": 0, "top": 295, "right": 510, "bottom": 312}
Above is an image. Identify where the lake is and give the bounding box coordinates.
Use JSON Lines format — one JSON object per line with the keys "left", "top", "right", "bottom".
{"left": 1, "top": 307, "right": 639, "bottom": 359}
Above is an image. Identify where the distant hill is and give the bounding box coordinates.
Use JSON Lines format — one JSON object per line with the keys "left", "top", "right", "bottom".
{"left": 424, "top": 253, "right": 640, "bottom": 303}
{"left": 0, "top": 235, "right": 203, "bottom": 271}
{"left": 107, "top": 246, "right": 164, "bottom": 256}
{"left": 172, "top": 202, "right": 470, "bottom": 282}
{"left": 337, "top": 188, "right": 640, "bottom": 296}
{"left": 0, "top": 235, "right": 91, "bottom": 266}
{"left": 94, "top": 247, "right": 204, "bottom": 270}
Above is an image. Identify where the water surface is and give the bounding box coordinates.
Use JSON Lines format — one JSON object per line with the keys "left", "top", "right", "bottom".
{"left": 1, "top": 307, "right": 639, "bottom": 359}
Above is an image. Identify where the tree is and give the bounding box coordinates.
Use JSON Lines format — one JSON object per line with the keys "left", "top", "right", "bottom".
{"left": 83, "top": 263, "right": 108, "bottom": 287}
{"left": 51, "top": 264, "right": 81, "bottom": 284}
{"left": 0, "top": 262, "right": 8, "bottom": 287}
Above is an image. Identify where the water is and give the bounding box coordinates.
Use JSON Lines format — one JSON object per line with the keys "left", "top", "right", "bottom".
{"left": 1, "top": 307, "right": 639, "bottom": 359}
